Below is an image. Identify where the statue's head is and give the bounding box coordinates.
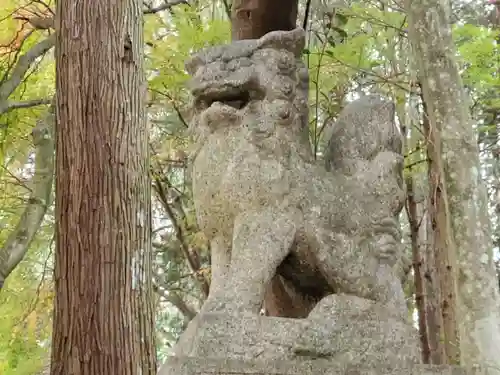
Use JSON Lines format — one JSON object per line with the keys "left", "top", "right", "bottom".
{"left": 185, "top": 28, "right": 311, "bottom": 156}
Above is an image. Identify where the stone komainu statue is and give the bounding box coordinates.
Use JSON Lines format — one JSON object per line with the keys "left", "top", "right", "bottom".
{"left": 185, "top": 27, "right": 406, "bottom": 318}
{"left": 159, "top": 28, "right": 429, "bottom": 375}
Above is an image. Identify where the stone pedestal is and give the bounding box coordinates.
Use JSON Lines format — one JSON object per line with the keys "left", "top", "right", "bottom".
{"left": 158, "top": 295, "right": 484, "bottom": 375}
{"left": 172, "top": 295, "right": 420, "bottom": 367}
{"left": 159, "top": 295, "right": 427, "bottom": 374}
{"left": 160, "top": 357, "right": 475, "bottom": 375}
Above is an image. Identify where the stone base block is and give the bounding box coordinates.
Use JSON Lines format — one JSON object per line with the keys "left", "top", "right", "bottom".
{"left": 159, "top": 356, "right": 475, "bottom": 375}
{"left": 172, "top": 295, "right": 421, "bottom": 367}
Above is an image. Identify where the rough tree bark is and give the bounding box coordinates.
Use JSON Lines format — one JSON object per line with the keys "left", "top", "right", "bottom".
{"left": 231, "top": 0, "right": 299, "bottom": 40}
{"left": 407, "top": 0, "right": 500, "bottom": 372}
{"left": 405, "top": 172, "right": 431, "bottom": 364}
{"left": 51, "top": 0, "right": 157, "bottom": 374}
{"left": 421, "top": 93, "right": 450, "bottom": 365}
{"left": 488, "top": 0, "right": 500, "bottom": 286}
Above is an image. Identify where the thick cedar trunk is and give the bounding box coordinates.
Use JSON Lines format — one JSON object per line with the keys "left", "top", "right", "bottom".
{"left": 231, "top": 0, "right": 299, "bottom": 40}
{"left": 51, "top": 1, "right": 157, "bottom": 374}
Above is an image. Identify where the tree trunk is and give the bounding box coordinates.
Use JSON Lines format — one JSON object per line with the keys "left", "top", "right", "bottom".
{"left": 407, "top": 0, "right": 500, "bottom": 371}
{"left": 489, "top": 0, "right": 500, "bottom": 288}
{"left": 231, "top": 0, "right": 299, "bottom": 40}
{"left": 0, "top": 101, "right": 54, "bottom": 290}
{"left": 406, "top": 173, "right": 431, "bottom": 364}
{"left": 51, "top": 0, "right": 157, "bottom": 374}
{"left": 421, "top": 92, "right": 451, "bottom": 365}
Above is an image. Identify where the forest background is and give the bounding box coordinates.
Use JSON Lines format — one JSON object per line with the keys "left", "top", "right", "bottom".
{"left": 0, "top": 0, "right": 499, "bottom": 374}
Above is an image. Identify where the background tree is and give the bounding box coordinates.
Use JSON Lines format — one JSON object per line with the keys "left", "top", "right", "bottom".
{"left": 408, "top": 0, "right": 500, "bottom": 371}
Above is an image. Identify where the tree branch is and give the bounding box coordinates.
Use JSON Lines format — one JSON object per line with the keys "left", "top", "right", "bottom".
{"left": 0, "top": 101, "right": 55, "bottom": 290}
{"left": 143, "top": 0, "right": 188, "bottom": 14}
{"left": 3, "top": 98, "right": 52, "bottom": 113}
{"left": 152, "top": 175, "right": 210, "bottom": 298}
{"left": 154, "top": 87, "right": 189, "bottom": 128}
{"left": 153, "top": 282, "right": 197, "bottom": 323}
{"left": 0, "top": 1, "right": 188, "bottom": 116}
{"left": 0, "top": 34, "right": 56, "bottom": 115}
{"left": 221, "top": 0, "right": 231, "bottom": 19}
{"left": 13, "top": 16, "right": 54, "bottom": 30}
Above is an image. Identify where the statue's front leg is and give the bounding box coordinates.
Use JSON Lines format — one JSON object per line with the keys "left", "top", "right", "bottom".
{"left": 208, "top": 235, "right": 231, "bottom": 295}
{"left": 200, "top": 235, "right": 231, "bottom": 314}
{"left": 371, "top": 263, "right": 408, "bottom": 320}
{"left": 205, "top": 208, "right": 297, "bottom": 315}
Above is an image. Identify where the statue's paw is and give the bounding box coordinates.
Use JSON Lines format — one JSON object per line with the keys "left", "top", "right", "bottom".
{"left": 372, "top": 217, "right": 402, "bottom": 267}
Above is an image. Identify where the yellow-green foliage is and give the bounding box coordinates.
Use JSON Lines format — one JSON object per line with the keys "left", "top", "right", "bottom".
{"left": 0, "top": 249, "right": 53, "bottom": 375}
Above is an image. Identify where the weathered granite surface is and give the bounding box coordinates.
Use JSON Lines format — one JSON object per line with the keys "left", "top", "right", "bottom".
{"left": 159, "top": 357, "right": 477, "bottom": 375}
{"left": 172, "top": 295, "right": 419, "bottom": 368}
{"left": 158, "top": 27, "right": 473, "bottom": 375}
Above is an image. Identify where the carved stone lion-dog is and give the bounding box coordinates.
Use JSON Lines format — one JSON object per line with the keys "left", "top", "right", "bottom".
{"left": 185, "top": 28, "right": 407, "bottom": 320}
{"left": 157, "top": 29, "right": 424, "bottom": 374}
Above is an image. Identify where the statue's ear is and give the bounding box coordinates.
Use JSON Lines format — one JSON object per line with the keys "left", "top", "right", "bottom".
{"left": 185, "top": 46, "right": 220, "bottom": 76}
{"left": 258, "top": 28, "right": 305, "bottom": 57}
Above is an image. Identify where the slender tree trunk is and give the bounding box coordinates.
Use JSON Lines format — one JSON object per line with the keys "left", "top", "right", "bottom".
{"left": 401, "top": 92, "right": 434, "bottom": 364}
{"left": 0, "top": 101, "right": 54, "bottom": 290}
{"left": 408, "top": 0, "right": 500, "bottom": 371}
{"left": 421, "top": 93, "right": 452, "bottom": 365}
{"left": 406, "top": 173, "right": 431, "bottom": 364}
{"left": 51, "top": 0, "right": 157, "bottom": 374}
{"left": 490, "top": 0, "right": 500, "bottom": 287}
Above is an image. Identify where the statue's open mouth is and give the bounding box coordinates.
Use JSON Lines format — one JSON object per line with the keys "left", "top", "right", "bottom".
{"left": 207, "top": 90, "right": 251, "bottom": 110}
{"left": 195, "top": 83, "right": 263, "bottom": 113}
